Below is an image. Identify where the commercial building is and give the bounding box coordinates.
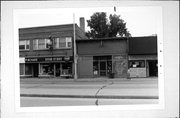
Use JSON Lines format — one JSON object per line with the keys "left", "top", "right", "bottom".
{"left": 19, "top": 23, "right": 158, "bottom": 79}
{"left": 128, "top": 36, "right": 158, "bottom": 78}
{"left": 19, "top": 23, "right": 87, "bottom": 78}
{"left": 76, "top": 37, "right": 128, "bottom": 78}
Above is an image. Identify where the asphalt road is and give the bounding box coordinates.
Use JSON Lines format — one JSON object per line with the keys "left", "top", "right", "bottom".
{"left": 20, "top": 78, "right": 159, "bottom": 107}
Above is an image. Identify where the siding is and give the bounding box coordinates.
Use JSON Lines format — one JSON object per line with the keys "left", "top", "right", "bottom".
{"left": 19, "top": 24, "right": 87, "bottom": 58}
{"left": 77, "top": 56, "right": 93, "bottom": 78}
{"left": 129, "top": 36, "right": 157, "bottom": 55}
{"left": 77, "top": 39, "right": 128, "bottom": 56}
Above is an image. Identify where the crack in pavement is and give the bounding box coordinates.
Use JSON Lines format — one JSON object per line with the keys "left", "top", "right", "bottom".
{"left": 95, "top": 81, "right": 114, "bottom": 106}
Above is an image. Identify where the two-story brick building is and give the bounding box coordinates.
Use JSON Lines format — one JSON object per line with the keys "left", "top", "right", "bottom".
{"left": 19, "top": 23, "right": 87, "bottom": 78}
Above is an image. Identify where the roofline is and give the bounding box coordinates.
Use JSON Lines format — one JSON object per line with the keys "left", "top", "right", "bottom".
{"left": 76, "top": 35, "right": 157, "bottom": 41}
{"left": 19, "top": 23, "right": 78, "bottom": 30}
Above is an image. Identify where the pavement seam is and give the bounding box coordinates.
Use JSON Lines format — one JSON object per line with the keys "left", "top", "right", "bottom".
{"left": 95, "top": 81, "right": 114, "bottom": 106}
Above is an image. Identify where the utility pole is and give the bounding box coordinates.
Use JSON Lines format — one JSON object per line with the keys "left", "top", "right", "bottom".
{"left": 73, "top": 13, "right": 77, "bottom": 80}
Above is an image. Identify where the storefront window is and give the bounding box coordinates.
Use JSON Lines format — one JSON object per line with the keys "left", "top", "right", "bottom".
{"left": 93, "top": 61, "right": 99, "bottom": 76}
{"left": 61, "top": 63, "right": 72, "bottom": 75}
{"left": 25, "top": 64, "right": 32, "bottom": 75}
{"left": 107, "top": 61, "right": 112, "bottom": 74}
{"left": 129, "top": 60, "right": 145, "bottom": 68}
{"left": 39, "top": 63, "right": 54, "bottom": 76}
{"left": 93, "top": 56, "right": 112, "bottom": 76}
{"left": 19, "top": 40, "right": 29, "bottom": 50}
{"left": 20, "top": 63, "right": 25, "bottom": 75}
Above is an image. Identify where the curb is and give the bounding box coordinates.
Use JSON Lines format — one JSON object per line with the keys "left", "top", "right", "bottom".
{"left": 21, "top": 94, "right": 159, "bottom": 99}
{"left": 20, "top": 78, "right": 158, "bottom": 83}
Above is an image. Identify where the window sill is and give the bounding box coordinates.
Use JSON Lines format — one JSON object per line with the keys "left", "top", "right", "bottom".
{"left": 19, "top": 50, "right": 30, "bottom": 51}
{"left": 33, "top": 48, "right": 72, "bottom": 51}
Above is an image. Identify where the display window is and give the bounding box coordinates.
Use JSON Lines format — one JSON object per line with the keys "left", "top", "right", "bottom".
{"left": 39, "top": 63, "right": 54, "bottom": 76}
{"left": 129, "top": 60, "right": 145, "bottom": 68}
{"left": 93, "top": 56, "right": 112, "bottom": 77}
{"left": 19, "top": 63, "right": 32, "bottom": 76}
{"left": 20, "top": 63, "right": 25, "bottom": 75}
{"left": 61, "top": 63, "right": 72, "bottom": 75}
{"left": 25, "top": 64, "right": 32, "bottom": 75}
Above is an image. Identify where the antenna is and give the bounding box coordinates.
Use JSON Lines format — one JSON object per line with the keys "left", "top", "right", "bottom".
{"left": 114, "top": 6, "right": 116, "bottom": 12}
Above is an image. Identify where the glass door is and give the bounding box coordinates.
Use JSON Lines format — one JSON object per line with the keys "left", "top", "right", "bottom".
{"left": 55, "top": 63, "right": 60, "bottom": 77}
{"left": 100, "top": 61, "right": 107, "bottom": 76}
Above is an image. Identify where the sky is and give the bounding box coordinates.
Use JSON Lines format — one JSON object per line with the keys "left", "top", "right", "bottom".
{"left": 17, "top": 7, "right": 161, "bottom": 37}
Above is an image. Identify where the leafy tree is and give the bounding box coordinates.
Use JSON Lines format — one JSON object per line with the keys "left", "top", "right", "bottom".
{"left": 86, "top": 12, "right": 131, "bottom": 38}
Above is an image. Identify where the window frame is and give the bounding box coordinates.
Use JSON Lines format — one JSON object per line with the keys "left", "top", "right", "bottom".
{"left": 33, "top": 38, "right": 51, "bottom": 50}
{"left": 19, "top": 40, "right": 30, "bottom": 51}
{"left": 129, "top": 60, "right": 145, "bottom": 68}
{"left": 54, "top": 37, "right": 72, "bottom": 49}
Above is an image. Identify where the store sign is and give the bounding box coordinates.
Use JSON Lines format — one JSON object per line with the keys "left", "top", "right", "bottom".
{"left": 114, "top": 55, "right": 125, "bottom": 60}
{"left": 25, "top": 58, "right": 38, "bottom": 62}
{"left": 19, "top": 57, "right": 25, "bottom": 63}
{"left": 64, "top": 56, "right": 70, "bottom": 61}
{"left": 25, "top": 57, "right": 72, "bottom": 62}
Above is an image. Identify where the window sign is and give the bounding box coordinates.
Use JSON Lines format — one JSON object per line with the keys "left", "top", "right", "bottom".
{"left": 19, "top": 40, "right": 30, "bottom": 50}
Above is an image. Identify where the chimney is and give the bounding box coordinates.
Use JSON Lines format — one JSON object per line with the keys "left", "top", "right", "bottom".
{"left": 80, "top": 17, "right": 85, "bottom": 32}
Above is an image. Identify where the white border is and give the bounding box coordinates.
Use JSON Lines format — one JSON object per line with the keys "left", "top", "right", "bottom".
{"left": 13, "top": 7, "right": 164, "bottom": 112}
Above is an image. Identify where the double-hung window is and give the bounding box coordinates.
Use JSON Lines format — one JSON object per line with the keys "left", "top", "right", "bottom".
{"left": 54, "top": 37, "right": 72, "bottom": 49}
{"left": 33, "top": 39, "right": 51, "bottom": 50}
{"left": 19, "top": 40, "right": 30, "bottom": 50}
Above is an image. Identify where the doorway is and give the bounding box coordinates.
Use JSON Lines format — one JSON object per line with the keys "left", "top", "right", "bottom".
{"left": 32, "top": 63, "right": 38, "bottom": 77}
{"left": 100, "top": 61, "right": 107, "bottom": 76}
{"left": 148, "top": 60, "right": 158, "bottom": 77}
{"left": 55, "top": 63, "right": 60, "bottom": 77}
{"left": 93, "top": 56, "right": 112, "bottom": 77}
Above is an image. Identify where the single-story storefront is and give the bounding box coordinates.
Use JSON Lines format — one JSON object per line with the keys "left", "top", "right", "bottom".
{"left": 128, "top": 36, "right": 158, "bottom": 78}
{"left": 76, "top": 37, "right": 129, "bottom": 78}
{"left": 20, "top": 56, "right": 73, "bottom": 78}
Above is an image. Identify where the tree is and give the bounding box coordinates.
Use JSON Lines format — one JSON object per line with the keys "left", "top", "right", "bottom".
{"left": 86, "top": 12, "right": 131, "bottom": 38}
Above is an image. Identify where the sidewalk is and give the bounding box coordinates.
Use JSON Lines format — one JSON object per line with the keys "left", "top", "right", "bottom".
{"left": 20, "top": 77, "right": 158, "bottom": 83}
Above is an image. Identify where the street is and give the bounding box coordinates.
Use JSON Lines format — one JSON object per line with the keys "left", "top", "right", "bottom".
{"left": 20, "top": 78, "right": 159, "bottom": 107}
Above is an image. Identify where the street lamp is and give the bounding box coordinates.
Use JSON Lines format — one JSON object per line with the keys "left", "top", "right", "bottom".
{"left": 48, "top": 36, "right": 53, "bottom": 51}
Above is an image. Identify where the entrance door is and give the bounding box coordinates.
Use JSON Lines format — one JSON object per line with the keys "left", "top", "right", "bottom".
{"left": 100, "top": 61, "right": 106, "bottom": 76}
{"left": 148, "top": 60, "right": 158, "bottom": 77}
{"left": 32, "top": 63, "right": 38, "bottom": 77}
{"left": 55, "top": 63, "right": 60, "bottom": 77}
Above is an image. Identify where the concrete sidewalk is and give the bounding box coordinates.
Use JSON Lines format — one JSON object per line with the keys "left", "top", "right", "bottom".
{"left": 20, "top": 77, "right": 158, "bottom": 83}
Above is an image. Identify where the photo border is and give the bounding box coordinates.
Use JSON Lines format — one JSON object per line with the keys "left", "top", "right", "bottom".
{"left": 13, "top": 6, "right": 164, "bottom": 112}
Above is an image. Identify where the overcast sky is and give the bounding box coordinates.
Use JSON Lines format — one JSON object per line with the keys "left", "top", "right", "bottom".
{"left": 18, "top": 7, "right": 160, "bottom": 37}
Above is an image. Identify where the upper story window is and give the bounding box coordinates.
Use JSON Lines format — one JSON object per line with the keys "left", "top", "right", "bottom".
{"left": 54, "top": 37, "right": 72, "bottom": 49}
{"left": 33, "top": 39, "right": 51, "bottom": 50}
{"left": 19, "top": 40, "right": 30, "bottom": 50}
